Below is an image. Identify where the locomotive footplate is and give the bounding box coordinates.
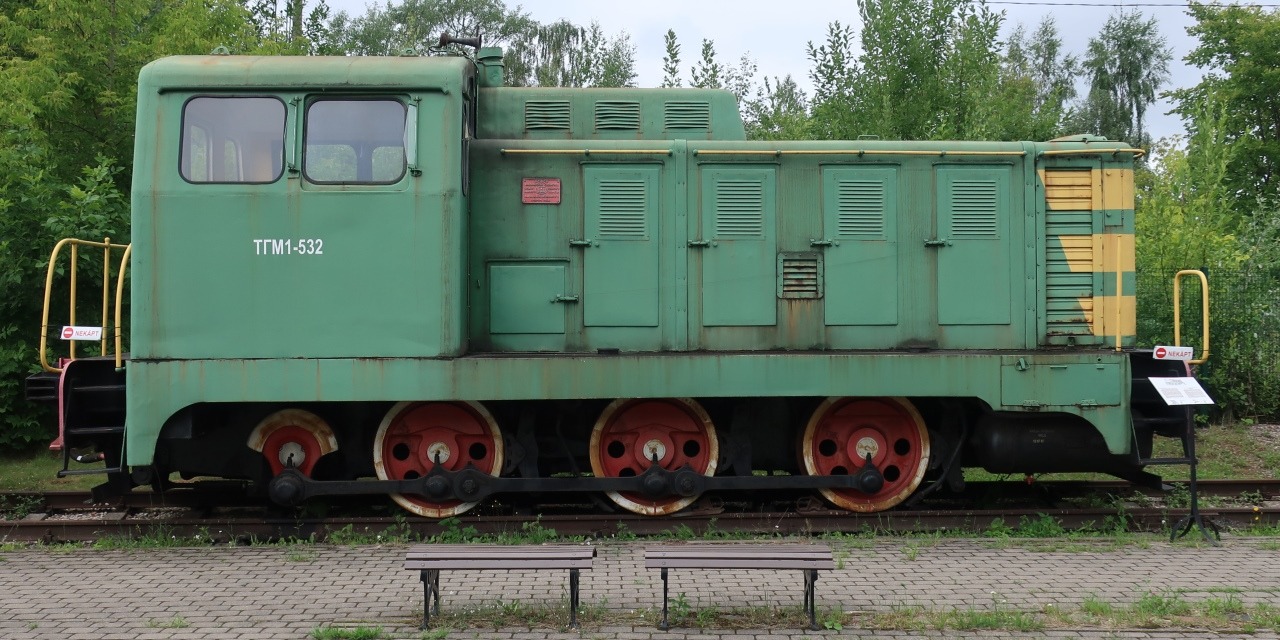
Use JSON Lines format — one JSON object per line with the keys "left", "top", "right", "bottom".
{"left": 267, "top": 456, "right": 885, "bottom": 508}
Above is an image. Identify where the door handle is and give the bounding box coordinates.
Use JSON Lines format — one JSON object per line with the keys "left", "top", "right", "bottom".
{"left": 551, "top": 295, "right": 579, "bottom": 303}
{"left": 569, "top": 239, "right": 595, "bottom": 248}
{"left": 924, "top": 238, "right": 952, "bottom": 247}
{"left": 687, "top": 239, "right": 713, "bottom": 248}
{"left": 809, "top": 239, "right": 837, "bottom": 247}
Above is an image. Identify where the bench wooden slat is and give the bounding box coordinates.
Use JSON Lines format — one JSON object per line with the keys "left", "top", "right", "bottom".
{"left": 404, "top": 544, "right": 594, "bottom": 570}
{"left": 644, "top": 544, "right": 833, "bottom": 569}
{"left": 646, "top": 549, "right": 832, "bottom": 559}
{"left": 405, "top": 550, "right": 593, "bottom": 561}
{"left": 406, "top": 544, "right": 593, "bottom": 556}
{"left": 406, "top": 558, "right": 594, "bottom": 570}
{"left": 645, "top": 544, "right": 829, "bottom": 553}
{"left": 647, "top": 558, "right": 834, "bottom": 570}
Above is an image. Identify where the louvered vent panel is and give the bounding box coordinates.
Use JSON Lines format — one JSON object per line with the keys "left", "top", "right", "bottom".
{"left": 1046, "top": 236, "right": 1094, "bottom": 333}
{"left": 597, "top": 180, "right": 647, "bottom": 237}
{"left": 665, "top": 101, "right": 711, "bottom": 129}
{"left": 837, "top": 180, "right": 886, "bottom": 237}
{"left": 715, "top": 181, "right": 765, "bottom": 236}
{"left": 524, "top": 100, "right": 571, "bottom": 130}
{"left": 950, "top": 180, "right": 999, "bottom": 237}
{"left": 777, "top": 253, "right": 823, "bottom": 299}
{"left": 1044, "top": 170, "right": 1093, "bottom": 211}
{"left": 1046, "top": 210, "right": 1093, "bottom": 236}
{"left": 595, "top": 101, "right": 641, "bottom": 130}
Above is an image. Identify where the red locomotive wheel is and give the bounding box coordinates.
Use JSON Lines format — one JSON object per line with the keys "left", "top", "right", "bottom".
{"left": 373, "top": 401, "right": 503, "bottom": 518}
{"left": 589, "top": 398, "right": 718, "bottom": 516}
{"left": 247, "top": 408, "right": 339, "bottom": 477}
{"left": 801, "top": 397, "right": 930, "bottom": 512}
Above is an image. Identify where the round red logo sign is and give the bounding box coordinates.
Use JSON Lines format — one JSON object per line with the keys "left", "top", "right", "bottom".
{"left": 61, "top": 326, "right": 74, "bottom": 339}
{"left": 1155, "top": 347, "right": 1167, "bottom": 359}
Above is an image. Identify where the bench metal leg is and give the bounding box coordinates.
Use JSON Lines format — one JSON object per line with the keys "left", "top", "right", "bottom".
{"left": 804, "top": 569, "right": 819, "bottom": 631}
{"left": 659, "top": 567, "right": 670, "bottom": 631}
{"left": 420, "top": 569, "right": 440, "bottom": 629}
{"left": 569, "top": 568, "right": 581, "bottom": 628}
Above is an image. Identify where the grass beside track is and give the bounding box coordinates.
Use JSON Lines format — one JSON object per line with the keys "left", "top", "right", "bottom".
{"left": 0, "top": 451, "right": 100, "bottom": 492}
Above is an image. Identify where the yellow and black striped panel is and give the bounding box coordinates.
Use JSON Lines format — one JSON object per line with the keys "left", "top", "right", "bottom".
{"left": 1041, "top": 168, "right": 1135, "bottom": 343}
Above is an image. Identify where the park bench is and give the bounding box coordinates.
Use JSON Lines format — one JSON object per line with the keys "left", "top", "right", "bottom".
{"left": 404, "top": 544, "right": 596, "bottom": 629}
{"left": 644, "top": 543, "right": 835, "bottom": 630}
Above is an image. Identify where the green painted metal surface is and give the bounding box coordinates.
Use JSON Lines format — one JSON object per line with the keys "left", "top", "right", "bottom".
{"left": 822, "top": 166, "right": 898, "bottom": 326}
{"left": 936, "top": 164, "right": 1015, "bottom": 326}
{"left": 125, "top": 351, "right": 1135, "bottom": 464}
{"left": 121, "top": 54, "right": 1143, "bottom": 470}
{"left": 700, "top": 165, "right": 778, "bottom": 327}
{"left": 583, "top": 165, "right": 661, "bottom": 329}
{"left": 131, "top": 57, "right": 471, "bottom": 361}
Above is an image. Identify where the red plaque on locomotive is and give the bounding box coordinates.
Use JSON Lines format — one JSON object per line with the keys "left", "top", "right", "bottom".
{"left": 521, "top": 177, "right": 561, "bottom": 204}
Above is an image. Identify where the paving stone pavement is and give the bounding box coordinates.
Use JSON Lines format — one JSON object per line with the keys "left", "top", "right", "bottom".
{"left": 0, "top": 536, "right": 1277, "bottom": 639}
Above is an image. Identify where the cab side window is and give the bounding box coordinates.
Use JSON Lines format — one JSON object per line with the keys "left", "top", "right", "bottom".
{"left": 304, "top": 99, "right": 407, "bottom": 184}
{"left": 181, "top": 97, "right": 285, "bottom": 183}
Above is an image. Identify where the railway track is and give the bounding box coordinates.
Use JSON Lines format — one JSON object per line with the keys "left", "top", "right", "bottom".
{"left": 3, "top": 480, "right": 1277, "bottom": 544}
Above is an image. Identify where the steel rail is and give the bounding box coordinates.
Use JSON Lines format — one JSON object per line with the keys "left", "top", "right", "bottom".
{"left": 3, "top": 480, "right": 1278, "bottom": 544}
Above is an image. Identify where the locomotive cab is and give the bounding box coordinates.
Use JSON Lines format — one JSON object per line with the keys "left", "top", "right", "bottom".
{"left": 125, "top": 55, "right": 476, "bottom": 487}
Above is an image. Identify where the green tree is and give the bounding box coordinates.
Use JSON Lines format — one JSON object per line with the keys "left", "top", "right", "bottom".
{"left": 1069, "top": 10, "right": 1171, "bottom": 147}
{"left": 662, "top": 31, "right": 765, "bottom": 114}
{"left": 328, "top": 0, "right": 634, "bottom": 87}
{"left": 0, "top": 0, "right": 252, "bottom": 449}
{"left": 690, "top": 39, "right": 725, "bottom": 89}
{"left": 528, "top": 20, "right": 637, "bottom": 87}
{"left": 993, "top": 18, "right": 1078, "bottom": 140}
{"left": 661, "top": 29, "right": 682, "bottom": 88}
{"left": 742, "top": 75, "right": 811, "bottom": 140}
{"left": 806, "top": 21, "right": 860, "bottom": 140}
{"left": 245, "top": 0, "right": 335, "bottom": 53}
{"left": 1170, "top": 2, "right": 1280, "bottom": 213}
{"left": 806, "top": 0, "right": 1005, "bottom": 141}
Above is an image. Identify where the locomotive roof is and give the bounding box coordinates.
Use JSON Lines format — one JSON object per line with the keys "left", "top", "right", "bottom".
{"left": 138, "top": 55, "right": 471, "bottom": 92}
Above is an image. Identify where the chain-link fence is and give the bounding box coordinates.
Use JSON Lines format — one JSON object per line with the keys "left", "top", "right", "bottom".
{"left": 1137, "top": 264, "right": 1280, "bottom": 421}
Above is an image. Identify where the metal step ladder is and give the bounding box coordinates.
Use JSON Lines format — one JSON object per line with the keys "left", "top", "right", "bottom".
{"left": 57, "top": 359, "right": 133, "bottom": 500}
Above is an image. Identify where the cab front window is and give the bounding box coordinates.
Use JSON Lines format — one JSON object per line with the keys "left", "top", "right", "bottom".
{"left": 304, "top": 99, "right": 407, "bottom": 184}
{"left": 180, "top": 97, "right": 285, "bottom": 183}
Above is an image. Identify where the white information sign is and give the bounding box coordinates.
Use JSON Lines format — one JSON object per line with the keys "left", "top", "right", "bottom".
{"left": 1148, "top": 377, "right": 1215, "bottom": 406}
{"left": 1152, "top": 345, "right": 1194, "bottom": 361}
{"left": 59, "top": 326, "right": 103, "bottom": 341}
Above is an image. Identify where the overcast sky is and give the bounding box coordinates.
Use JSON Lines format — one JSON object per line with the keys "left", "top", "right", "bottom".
{"left": 326, "top": 0, "right": 1202, "bottom": 141}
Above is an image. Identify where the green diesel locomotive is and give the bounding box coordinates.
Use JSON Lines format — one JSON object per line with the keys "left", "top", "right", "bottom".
{"left": 30, "top": 43, "right": 1197, "bottom": 518}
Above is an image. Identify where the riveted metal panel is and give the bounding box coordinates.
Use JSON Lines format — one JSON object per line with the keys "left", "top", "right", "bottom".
{"left": 489, "top": 262, "right": 568, "bottom": 334}
{"left": 584, "top": 166, "right": 660, "bottom": 327}
{"left": 822, "top": 166, "right": 898, "bottom": 326}
{"left": 700, "top": 166, "right": 777, "bottom": 326}
{"left": 936, "top": 165, "right": 1012, "bottom": 325}
{"left": 1001, "top": 362, "right": 1122, "bottom": 407}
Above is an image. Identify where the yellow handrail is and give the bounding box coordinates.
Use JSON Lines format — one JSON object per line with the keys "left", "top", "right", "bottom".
{"left": 694, "top": 149, "right": 1026, "bottom": 157}
{"left": 39, "top": 238, "right": 132, "bottom": 373}
{"left": 1040, "top": 148, "right": 1146, "bottom": 158}
{"left": 1173, "top": 269, "right": 1210, "bottom": 365}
